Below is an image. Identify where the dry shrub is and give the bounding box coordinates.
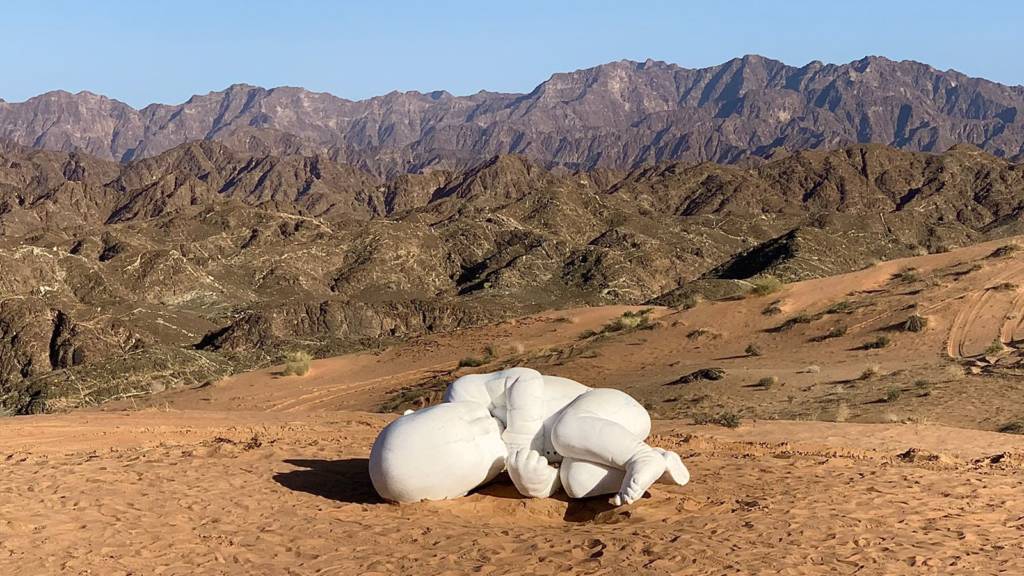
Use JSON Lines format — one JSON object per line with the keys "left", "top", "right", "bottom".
{"left": 693, "top": 411, "right": 741, "bottom": 428}
{"left": 903, "top": 314, "right": 928, "bottom": 332}
{"left": 834, "top": 402, "right": 851, "bottom": 423}
{"left": 283, "top": 351, "right": 312, "bottom": 376}
{"left": 749, "top": 276, "right": 783, "bottom": 296}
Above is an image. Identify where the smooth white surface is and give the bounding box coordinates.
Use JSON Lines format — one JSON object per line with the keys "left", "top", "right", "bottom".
{"left": 370, "top": 368, "right": 690, "bottom": 504}
{"left": 369, "top": 401, "right": 507, "bottom": 503}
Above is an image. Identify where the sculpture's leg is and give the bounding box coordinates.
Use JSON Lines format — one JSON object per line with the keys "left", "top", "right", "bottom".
{"left": 559, "top": 450, "right": 690, "bottom": 498}
{"left": 550, "top": 388, "right": 666, "bottom": 505}
{"left": 559, "top": 458, "right": 624, "bottom": 498}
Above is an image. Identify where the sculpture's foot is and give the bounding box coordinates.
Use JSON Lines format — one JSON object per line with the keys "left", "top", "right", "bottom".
{"left": 653, "top": 447, "right": 690, "bottom": 486}
{"left": 609, "top": 446, "right": 665, "bottom": 506}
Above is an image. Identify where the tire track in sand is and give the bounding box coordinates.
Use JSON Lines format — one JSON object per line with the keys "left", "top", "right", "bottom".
{"left": 946, "top": 262, "right": 1024, "bottom": 358}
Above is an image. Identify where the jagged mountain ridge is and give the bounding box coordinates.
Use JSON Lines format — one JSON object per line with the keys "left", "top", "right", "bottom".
{"left": 2, "top": 55, "right": 1023, "bottom": 175}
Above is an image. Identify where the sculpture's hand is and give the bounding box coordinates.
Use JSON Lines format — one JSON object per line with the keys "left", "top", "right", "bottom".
{"left": 507, "top": 448, "right": 560, "bottom": 498}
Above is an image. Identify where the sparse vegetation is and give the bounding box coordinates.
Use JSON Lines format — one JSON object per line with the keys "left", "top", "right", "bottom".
{"left": 457, "top": 356, "right": 488, "bottom": 368}
{"left": 752, "top": 376, "right": 779, "bottom": 389}
{"left": 988, "top": 243, "right": 1021, "bottom": 259}
{"left": 811, "top": 324, "right": 847, "bottom": 342}
{"left": 903, "top": 314, "right": 928, "bottom": 332}
{"left": 769, "top": 313, "right": 818, "bottom": 333}
{"left": 859, "top": 365, "right": 881, "bottom": 380}
{"left": 668, "top": 367, "right": 726, "bottom": 385}
{"left": 949, "top": 262, "right": 984, "bottom": 278}
{"left": 749, "top": 275, "right": 784, "bottom": 296}
{"left": 745, "top": 343, "right": 762, "bottom": 357}
{"left": 693, "top": 411, "right": 742, "bottom": 428}
{"left": 892, "top": 268, "right": 921, "bottom": 283}
{"left": 885, "top": 387, "right": 902, "bottom": 403}
{"left": 605, "top": 308, "right": 654, "bottom": 332}
{"left": 858, "top": 335, "right": 891, "bottom": 350}
{"left": 998, "top": 421, "right": 1024, "bottom": 434}
{"left": 824, "top": 300, "right": 856, "bottom": 314}
{"left": 580, "top": 309, "right": 655, "bottom": 340}
{"left": 833, "top": 402, "right": 851, "bottom": 423}
{"left": 673, "top": 292, "right": 699, "bottom": 311}
{"left": 379, "top": 372, "right": 452, "bottom": 413}
{"left": 984, "top": 339, "right": 1006, "bottom": 356}
{"left": 686, "top": 327, "right": 721, "bottom": 341}
{"left": 458, "top": 343, "right": 499, "bottom": 368}
{"left": 989, "top": 282, "right": 1018, "bottom": 292}
{"left": 282, "top": 351, "right": 313, "bottom": 376}
{"left": 762, "top": 300, "right": 783, "bottom": 316}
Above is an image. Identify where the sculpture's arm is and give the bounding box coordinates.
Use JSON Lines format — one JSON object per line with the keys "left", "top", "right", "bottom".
{"left": 501, "top": 368, "right": 546, "bottom": 452}
{"left": 507, "top": 448, "right": 561, "bottom": 498}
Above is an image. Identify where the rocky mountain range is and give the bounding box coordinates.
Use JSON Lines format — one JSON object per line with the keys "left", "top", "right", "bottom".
{"left": 2, "top": 137, "right": 1023, "bottom": 414}
{"left": 2, "top": 55, "right": 1023, "bottom": 176}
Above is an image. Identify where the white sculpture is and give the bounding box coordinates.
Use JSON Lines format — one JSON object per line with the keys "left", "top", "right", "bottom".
{"left": 369, "top": 367, "right": 690, "bottom": 505}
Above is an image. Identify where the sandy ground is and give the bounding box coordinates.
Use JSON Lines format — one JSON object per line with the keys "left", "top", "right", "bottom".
{"left": 3, "top": 410, "right": 1024, "bottom": 575}
{"left": 5, "top": 239, "right": 1024, "bottom": 574}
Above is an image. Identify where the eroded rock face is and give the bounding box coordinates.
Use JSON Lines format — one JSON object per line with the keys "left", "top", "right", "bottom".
{"left": 1, "top": 139, "right": 1023, "bottom": 413}
{"left": 2, "top": 56, "right": 1024, "bottom": 175}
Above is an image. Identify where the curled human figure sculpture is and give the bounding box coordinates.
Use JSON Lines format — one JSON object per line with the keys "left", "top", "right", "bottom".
{"left": 369, "top": 367, "right": 690, "bottom": 505}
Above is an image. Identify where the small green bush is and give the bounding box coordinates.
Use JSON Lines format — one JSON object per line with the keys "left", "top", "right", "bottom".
{"left": 600, "top": 309, "right": 654, "bottom": 334}
{"left": 673, "top": 293, "right": 699, "bottom": 310}
{"left": 984, "top": 339, "right": 1006, "bottom": 356}
{"left": 998, "top": 421, "right": 1024, "bottom": 434}
{"left": 771, "top": 313, "right": 818, "bottom": 333}
{"left": 825, "top": 301, "right": 856, "bottom": 314}
{"left": 885, "top": 387, "right": 902, "bottom": 403}
{"left": 892, "top": 268, "right": 921, "bottom": 283}
{"left": 693, "top": 411, "right": 742, "bottom": 428}
{"left": 458, "top": 356, "right": 488, "bottom": 368}
{"left": 687, "top": 328, "right": 720, "bottom": 341}
{"left": 903, "top": 314, "right": 928, "bottom": 333}
{"left": 749, "top": 276, "right": 784, "bottom": 296}
{"left": 859, "top": 365, "right": 880, "bottom": 380}
{"left": 283, "top": 351, "right": 313, "bottom": 376}
{"left": 859, "top": 335, "right": 891, "bottom": 350}
{"left": 812, "top": 324, "right": 848, "bottom": 342}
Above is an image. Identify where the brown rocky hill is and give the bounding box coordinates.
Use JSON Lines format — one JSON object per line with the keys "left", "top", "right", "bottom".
{"left": 1, "top": 140, "right": 1022, "bottom": 414}
{"left": 2, "top": 56, "right": 1023, "bottom": 175}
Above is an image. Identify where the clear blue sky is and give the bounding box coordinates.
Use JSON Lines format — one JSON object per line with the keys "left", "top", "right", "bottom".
{"left": 2, "top": 0, "right": 1022, "bottom": 107}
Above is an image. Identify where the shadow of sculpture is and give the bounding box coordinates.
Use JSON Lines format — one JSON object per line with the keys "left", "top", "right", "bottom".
{"left": 276, "top": 458, "right": 632, "bottom": 522}
{"left": 474, "top": 476, "right": 621, "bottom": 523}
{"left": 274, "top": 458, "right": 382, "bottom": 505}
